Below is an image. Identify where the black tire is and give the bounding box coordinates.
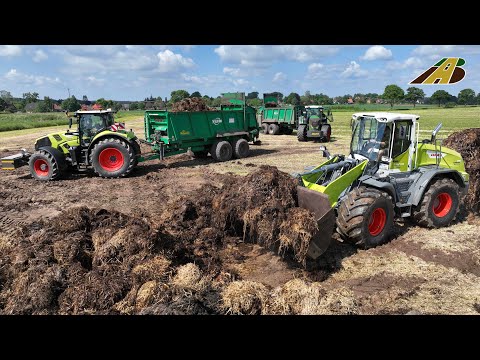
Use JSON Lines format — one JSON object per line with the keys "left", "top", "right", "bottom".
{"left": 211, "top": 140, "right": 233, "bottom": 162}
{"left": 28, "top": 150, "right": 62, "bottom": 181}
{"left": 192, "top": 150, "right": 209, "bottom": 158}
{"left": 297, "top": 125, "right": 307, "bottom": 142}
{"left": 413, "top": 178, "right": 460, "bottom": 228}
{"left": 336, "top": 187, "right": 394, "bottom": 248}
{"left": 261, "top": 123, "right": 269, "bottom": 134}
{"left": 283, "top": 127, "right": 294, "bottom": 135}
{"left": 320, "top": 124, "right": 331, "bottom": 142}
{"left": 90, "top": 138, "right": 136, "bottom": 178}
{"left": 268, "top": 123, "right": 280, "bottom": 135}
{"left": 232, "top": 138, "right": 250, "bottom": 159}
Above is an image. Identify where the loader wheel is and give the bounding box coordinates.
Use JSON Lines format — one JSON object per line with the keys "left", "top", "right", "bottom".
{"left": 336, "top": 186, "right": 394, "bottom": 248}
{"left": 321, "top": 124, "right": 331, "bottom": 142}
{"left": 29, "top": 150, "right": 61, "bottom": 181}
{"left": 268, "top": 124, "right": 280, "bottom": 135}
{"left": 413, "top": 178, "right": 460, "bottom": 228}
{"left": 90, "top": 138, "right": 136, "bottom": 178}
{"left": 211, "top": 140, "right": 233, "bottom": 162}
{"left": 261, "top": 123, "right": 269, "bottom": 134}
{"left": 297, "top": 125, "right": 307, "bottom": 142}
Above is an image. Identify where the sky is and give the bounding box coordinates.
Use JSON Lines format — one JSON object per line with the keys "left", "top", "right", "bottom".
{"left": 1, "top": 45, "right": 480, "bottom": 101}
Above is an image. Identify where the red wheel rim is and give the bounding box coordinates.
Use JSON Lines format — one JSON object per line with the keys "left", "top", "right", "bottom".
{"left": 33, "top": 159, "right": 49, "bottom": 176}
{"left": 369, "top": 208, "right": 386, "bottom": 236}
{"left": 433, "top": 192, "right": 452, "bottom": 217}
{"left": 98, "top": 148, "right": 124, "bottom": 171}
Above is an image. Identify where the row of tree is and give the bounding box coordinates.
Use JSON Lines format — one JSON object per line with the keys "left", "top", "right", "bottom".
{"left": 1, "top": 86, "right": 480, "bottom": 113}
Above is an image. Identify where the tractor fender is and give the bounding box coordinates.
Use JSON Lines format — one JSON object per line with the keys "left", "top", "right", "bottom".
{"left": 38, "top": 146, "right": 67, "bottom": 170}
{"left": 86, "top": 134, "right": 141, "bottom": 165}
{"left": 410, "top": 168, "right": 467, "bottom": 207}
{"left": 358, "top": 175, "right": 398, "bottom": 203}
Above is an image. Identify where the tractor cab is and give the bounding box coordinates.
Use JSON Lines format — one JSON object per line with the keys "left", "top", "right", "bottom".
{"left": 350, "top": 112, "right": 418, "bottom": 171}
{"left": 71, "top": 109, "right": 116, "bottom": 145}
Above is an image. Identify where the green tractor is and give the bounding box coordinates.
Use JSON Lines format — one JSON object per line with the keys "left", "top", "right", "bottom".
{"left": 2, "top": 109, "right": 141, "bottom": 180}
{"left": 297, "top": 105, "right": 333, "bottom": 142}
{"left": 296, "top": 112, "right": 469, "bottom": 259}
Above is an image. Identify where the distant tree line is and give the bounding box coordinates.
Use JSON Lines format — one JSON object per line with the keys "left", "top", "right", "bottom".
{"left": 2, "top": 86, "right": 480, "bottom": 113}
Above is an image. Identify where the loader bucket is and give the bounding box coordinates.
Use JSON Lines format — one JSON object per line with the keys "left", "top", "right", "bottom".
{"left": 297, "top": 186, "right": 335, "bottom": 259}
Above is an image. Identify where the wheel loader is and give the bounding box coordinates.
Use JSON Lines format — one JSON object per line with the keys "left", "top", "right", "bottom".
{"left": 296, "top": 112, "right": 469, "bottom": 259}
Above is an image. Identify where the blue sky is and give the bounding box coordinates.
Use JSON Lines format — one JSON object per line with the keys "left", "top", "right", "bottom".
{"left": 1, "top": 45, "right": 480, "bottom": 101}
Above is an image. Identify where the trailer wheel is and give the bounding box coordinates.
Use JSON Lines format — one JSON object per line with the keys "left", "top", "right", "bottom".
{"left": 232, "top": 138, "right": 250, "bottom": 159}
{"left": 211, "top": 140, "right": 233, "bottom": 162}
{"left": 413, "top": 178, "right": 460, "bottom": 228}
{"left": 90, "top": 138, "right": 136, "bottom": 178}
{"left": 261, "top": 123, "right": 269, "bottom": 134}
{"left": 297, "top": 125, "right": 307, "bottom": 142}
{"left": 336, "top": 186, "right": 394, "bottom": 248}
{"left": 29, "top": 150, "right": 62, "bottom": 181}
{"left": 321, "top": 124, "right": 331, "bottom": 142}
{"left": 268, "top": 124, "right": 280, "bottom": 135}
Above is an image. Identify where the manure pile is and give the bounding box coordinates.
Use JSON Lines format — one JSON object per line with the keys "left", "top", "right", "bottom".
{"left": 0, "top": 166, "right": 319, "bottom": 314}
{"left": 443, "top": 128, "right": 480, "bottom": 213}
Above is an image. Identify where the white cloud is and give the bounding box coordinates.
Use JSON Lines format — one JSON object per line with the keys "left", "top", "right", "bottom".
{"left": 0, "top": 45, "right": 22, "bottom": 57}
{"left": 232, "top": 78, "right": 249, "bottom": 87}
{"left": 214, "top": 45, "right": 339, "bottom": 68}
{"left": 272, "top": 72, "right": 287, "bottom": 83}
{"left": 86, "top": 76, "right": 105, "bottom": 86}
{"left": 4, "top": 69, "right": 61, "bottom": 86}
{"left": 360, "top": 45, "right": 392, "bottom": 61}
{"left": 341, "top": 61, "right": 368, "bottom": 78}
{"left": 412, "top": 45, "right": 455, "bottom": 57}
{"left": 223, "top": 67, "right": 241, "bottom": 77}
{"left": 306, "top": 63, "right": 324, "bottom": 79}
{"left": 157, "top": 50, "right": 195, "bottom": 73}
{"left": 33, "top": 49, "right": 48, "bottom": 63}
{"left": 386, "top": 56, "right": 425, "bottom": 70}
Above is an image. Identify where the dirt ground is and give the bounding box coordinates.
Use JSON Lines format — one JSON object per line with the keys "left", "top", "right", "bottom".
{"left": 0, "top": 124, "right": 479, "bottom": 315}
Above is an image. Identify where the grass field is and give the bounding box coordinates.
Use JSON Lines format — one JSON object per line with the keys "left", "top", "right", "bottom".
{"left": 0, "top": 113, "right": 70, "bottom": 132}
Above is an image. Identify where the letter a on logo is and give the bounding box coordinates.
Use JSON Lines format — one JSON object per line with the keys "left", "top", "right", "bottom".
{"left": 410, "top": 58, "right": 465, "bottom": 85}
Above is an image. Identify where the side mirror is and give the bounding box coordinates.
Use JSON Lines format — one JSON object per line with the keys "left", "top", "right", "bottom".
{"left": 431, "top": 122, "right": 442, "bottom": 143}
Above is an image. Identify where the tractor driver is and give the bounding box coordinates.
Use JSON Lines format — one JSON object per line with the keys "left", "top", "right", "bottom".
{"left": 377, "top": 124, "right": 391, "bottom": 160}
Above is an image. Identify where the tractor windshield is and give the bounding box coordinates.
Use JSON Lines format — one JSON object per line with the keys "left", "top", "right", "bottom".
{"left": 80, "top": 113, "right": 115, "bottom": 137}
{"left": 351, "top": 117, "right": 389, "bottom": 160}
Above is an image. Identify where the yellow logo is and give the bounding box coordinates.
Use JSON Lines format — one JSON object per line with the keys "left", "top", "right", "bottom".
{"left": 180, "top": 130, "right": 190, "bottom": 135}
{"left": 410, "top": 57, "right": 465, "bottom": 85}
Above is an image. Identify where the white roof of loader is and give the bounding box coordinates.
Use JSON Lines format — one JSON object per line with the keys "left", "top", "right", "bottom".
{"left": 352, "top": 112, "right": 419, "bottom": 123}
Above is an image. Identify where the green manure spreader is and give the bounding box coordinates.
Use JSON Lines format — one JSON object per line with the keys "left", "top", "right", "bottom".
{"left": 1, "top": 93, "right": 260, "bottom": 180}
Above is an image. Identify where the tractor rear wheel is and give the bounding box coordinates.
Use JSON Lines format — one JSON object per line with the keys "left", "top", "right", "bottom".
{"left": 261, "top": 123, "right": 269, "bottom": 134}
{"left": 297, "top": 125, "right": 307, "bottom": 142}
{"left": 336, "top": 186, "right": 394, "bottom": 248}
{"left": 90, "top": 138, "right": 136, "bottom": 178}
{"left": 232, "top": 138, "right": 250, "bottom": 159}
{"left": 413, "top": 178, "right": 460, "bottom": 228}
{"left": 268, "top": 124, "right": 280, "bottom": 135}
{"left": 29, "top": 150, "right": 62, "bottom": 181}
{"left": 211, "top": 140, "right": 233, "bottom": 162}
{"left": 321, "top": 124, "right": 331, "bottom": 142}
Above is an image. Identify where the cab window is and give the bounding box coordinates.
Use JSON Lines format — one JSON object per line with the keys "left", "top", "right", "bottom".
{"left": 392, "top": 120, "right": 412, "bottom": 158}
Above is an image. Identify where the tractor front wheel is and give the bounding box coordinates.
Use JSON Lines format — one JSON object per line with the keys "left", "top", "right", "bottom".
{"left": 29, "top": 150, "right": 62, "bottom": 181}
{"left": 413, "top": 178, "right": 460, "bottom": 228}
{"left": 297, "top": 125, "right": 307, "bottom": 142}
{"left": 321, "top": 124, "right": 331, "bottom": 142}
{"left": 90, "top": 138, "right": 136, "bottom": 178}
{"left": 336, "top": 187, "right": 394, "bottom": 248}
